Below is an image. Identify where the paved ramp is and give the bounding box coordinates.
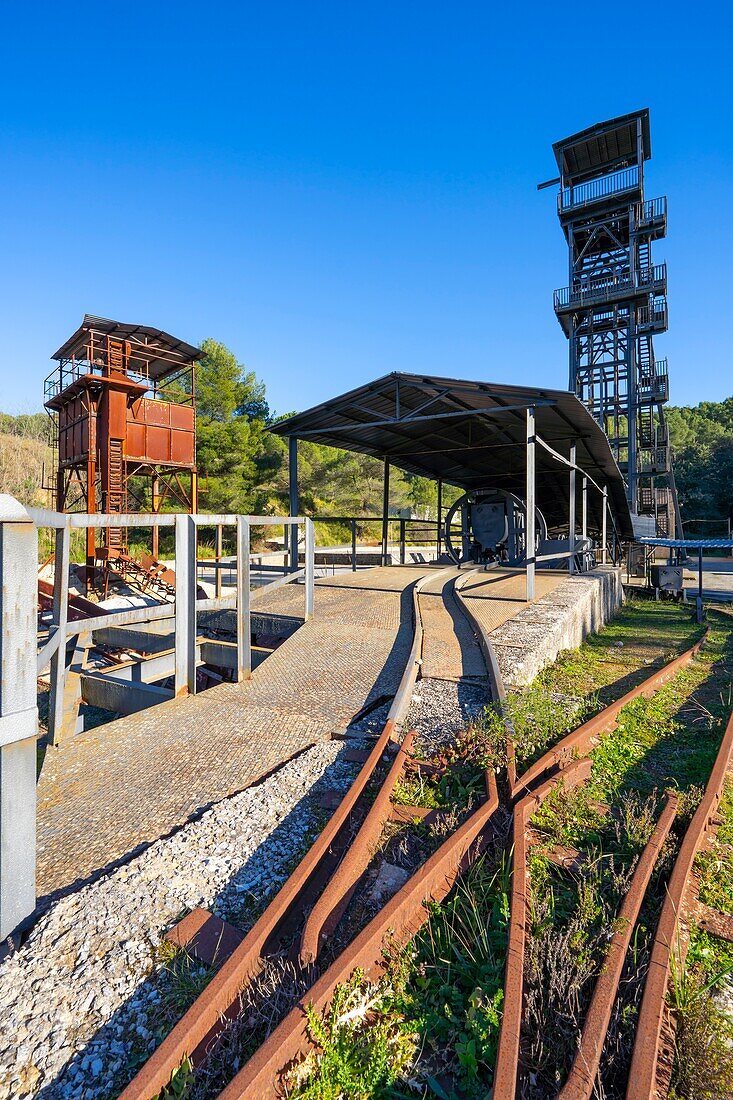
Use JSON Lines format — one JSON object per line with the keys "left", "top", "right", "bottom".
{"left": 34, "top": 563, "right": 573, "bottom": 904}
{"left": 36, "top": 568, "right": 433, "bottom": 903}
{"left": 458, "top": 567, "right": 566, "bottom": 634}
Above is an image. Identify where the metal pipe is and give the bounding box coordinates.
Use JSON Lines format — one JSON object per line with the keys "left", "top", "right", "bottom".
{"left": 174, "top": 514, "right": 197, "bottom": 696}
{"left": 526, "top": 408, "right": 536, "bottom": 602}
{"left": 48, "top": 522, "right": 71, "bottom": 745}
{"left": 697, "top": 546, "right": 704, "bottom": 625}
{"left": 215, "top": 525, "right": 223, "bottom": 599}
{"left": 602, "top": 486, "right": 608, "bottom": 564}
{"left": 436, "top": 479, "right": 443, "bottom": 560}
{"left": 351, "top": 520, "right": 357, "bottom": 572}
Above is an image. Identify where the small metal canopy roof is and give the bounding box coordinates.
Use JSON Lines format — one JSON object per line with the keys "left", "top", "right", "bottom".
{"left": 52, "top": 315, "right": 201, "bottom": 380}
{"left": 553, "top": 109, "right": 650, "bottom": 182}
{"left": 641, "top": 538, "right": 733, "bottom": 550}
{"left": 271, "top": 372, "right": 634, "bottom": 539}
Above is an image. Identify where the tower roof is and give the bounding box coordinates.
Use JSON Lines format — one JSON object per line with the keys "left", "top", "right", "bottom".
{"left": 553, "top": 109, "right": 651, "bottom": 180}
{"left": 51, "top": 315, "right": 201, "bottom": 380}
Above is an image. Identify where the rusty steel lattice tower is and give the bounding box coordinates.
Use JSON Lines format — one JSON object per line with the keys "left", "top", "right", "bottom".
{"left": 44, "top": 315, "right": 200, "bottom": 584}
{"left": 546, "top": 110, "right": 679, "bottom": 537}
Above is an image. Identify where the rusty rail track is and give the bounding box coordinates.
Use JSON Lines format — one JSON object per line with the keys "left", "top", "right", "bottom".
{"left": 120, "top": 564, "right": 499, "bottom": 1099}
{"left": 511, "top": 629, "right": 708, "bottom": 803}
{"left": 121, "top": 592, "right": 718, "bottom": 1100}
{"left": 219, "top": 770, "right": 499, "bottom": 1099}
{"left": 493, "top": 755, "right": 593, "bottom": 1100}
{"left": 493, "top": 629, "right": 711, "bottom": 1100}
{"left": 559, "top": 792, "right": 678, "bottom": 1100}
{"left": 626, "top": 703, "right": 733, "bottom": 1100}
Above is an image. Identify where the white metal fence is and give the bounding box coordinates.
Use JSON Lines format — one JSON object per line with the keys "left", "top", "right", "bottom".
{"left": 0, "top": 497, "right": 315, "bottom": 939}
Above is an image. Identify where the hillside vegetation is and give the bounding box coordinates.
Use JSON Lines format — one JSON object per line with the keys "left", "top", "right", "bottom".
{"left": 2, "top": 343, "right": 730, "bottom": 539}
{"left": 666, "top": 398, "right": 733, "bottom": 538}
{"left": 0, "top": 414, "right": 52, "bottom": 506}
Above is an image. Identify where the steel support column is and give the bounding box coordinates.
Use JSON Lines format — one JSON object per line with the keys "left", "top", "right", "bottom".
{"left": 174, "top": 513, "right": 197, "bottom": 696}
{"left": 215, "top": 524, "right": 223, "bottom": 599}
{"left": 569, "top": 442, "right": 577, "bottom": 575}
{"left": 151, "top": 475, "right": 160, "bottom": 559}
{"left": 381, "top": 458, "right": 390, "bottom": 567}
{"left": 602, "top": 486, "right": 608, "bottom": 564}
{"left": 436, "top": 479, "right": 443, "bottom": 561}
{"left": 0, "top": 497, "right": 38, "bottom": 940}
{"left": 288, "top": 437, "right": 299, "bottom": 572}
{"left": 526, "top": 408, "right": 536, "bottom": 602}
{"left": 236, "top": 516, "right": 251, "bottom": 680}
{"left": 582, "top": 476, "right": 588, "bottom": 542}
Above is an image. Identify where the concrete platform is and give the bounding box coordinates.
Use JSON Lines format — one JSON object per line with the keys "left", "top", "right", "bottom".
{"left": 478, "top": 566, "right": 623, "bottom": 688}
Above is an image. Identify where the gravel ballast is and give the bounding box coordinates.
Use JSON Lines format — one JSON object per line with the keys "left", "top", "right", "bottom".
{"left": 1, "top": 671, "right": 491, "bottom": 1099}
{"left": 0, "top": 740, "right": 363, "bottom": 1100}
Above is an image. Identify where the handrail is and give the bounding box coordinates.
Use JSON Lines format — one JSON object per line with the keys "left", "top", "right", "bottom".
{"left": 559, "top": 165, "right": 640, "bottom": 213}
{"left": 635, "top": 196, "right": 667, "bottom": 224}
{"left": 30, "top": 509, "right": 315, "bottom": 743}
{"left": 554, "top": 264, "right": 667, "bottom": 310}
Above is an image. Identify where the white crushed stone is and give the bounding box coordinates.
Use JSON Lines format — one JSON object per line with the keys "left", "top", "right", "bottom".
{"left": 0, "top": 673, "right": 488, "bottom": 1098}
{"left": 406, "top": 678, "right": 489, "bottom": 754}
{"left": 0, "top": 739, "right": 362, "bottom": 1100}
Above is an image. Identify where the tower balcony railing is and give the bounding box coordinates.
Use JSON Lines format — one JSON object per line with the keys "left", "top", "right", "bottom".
{"left": 637, "top": 444, "right": 671, "bottom": 475}
{"left": 554, "top": 263, "right": 667, "bottom": 312}
{"left": 639, "top": 359, "right": 669, "bottom": 403}
{"left": 633, "top": 197, "right": 667, "bottom": 234}
{"left": 637, "top": 299, "right": 668, "bottom": 333}
{"left": 44, "top": 358, "right": 194, "bottom": 407}
{"left": 558, "top": 165, "right": 640, "bottom": 214}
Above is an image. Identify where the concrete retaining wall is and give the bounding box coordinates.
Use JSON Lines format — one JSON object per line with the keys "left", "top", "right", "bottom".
{"left": 490, "top": 566, "right": 624, "bottom": 690}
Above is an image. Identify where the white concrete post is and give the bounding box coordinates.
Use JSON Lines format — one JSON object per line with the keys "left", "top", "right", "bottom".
{"left": 526, "top": 407, "right": 536, "bottom": 602}
{"left": 0, "top": 496, "right": 38, "bottom": 939}
{"left": 174, "top": 514, "right": 197, "bottom": 696}
{"left": 215, "top": 524, "right": 223, "bottom": 599}
{"left": 236, "top": 516, "right": 251, "bottom": 681}
{"left": 48, "top": 520, "right": 70, "bottom": 745}
{"left": 602, "top": 486, "right": 608, "bottom": 564}
{"left": 304, "top": 518, "right": 315, "bottom": 620}
{"left": 569, "top": 442, "right": 577, "bottom": 575}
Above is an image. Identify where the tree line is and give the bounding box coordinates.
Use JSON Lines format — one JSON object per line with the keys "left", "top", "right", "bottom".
{"left": 1, "top": 338, "right": 731, "bottom": 538}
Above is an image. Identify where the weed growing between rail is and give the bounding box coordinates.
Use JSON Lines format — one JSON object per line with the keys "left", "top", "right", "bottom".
{"left": 514, "top": 602, "right": 733, "bottom": 1098}
{"left": 667, "top": 948, "right": 733, "bottom": 1100}
{"left": 669, "top": 764, "right": 733, "bottom": 1099}
{"left": 285, "top": 852, "right": 512, "bottom": 1100}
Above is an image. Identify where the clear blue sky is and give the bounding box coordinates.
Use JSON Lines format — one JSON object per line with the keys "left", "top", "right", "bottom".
{"left": 1, "top": 2, "right": 731, "bottom": 417}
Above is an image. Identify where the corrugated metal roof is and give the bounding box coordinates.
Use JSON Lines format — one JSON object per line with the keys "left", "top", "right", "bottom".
{"left": 52, "top": 315, "right": 201, "bottom": 380}
{"left": 552, "top": 109, "right": 650, "bottom": 180}
{"left": 271, "top": 372, "right": 634, "bottom": 539}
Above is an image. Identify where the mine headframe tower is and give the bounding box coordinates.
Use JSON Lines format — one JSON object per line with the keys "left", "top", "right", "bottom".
{"left": 44, "top": 315, "right": 200, "bottom": 584}
{"left": 547, "top": 109, "right": 680, "bottom": 537}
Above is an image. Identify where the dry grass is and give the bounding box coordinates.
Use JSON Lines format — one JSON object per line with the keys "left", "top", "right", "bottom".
{"left": 0, "top": 431, "right": 51, "bottom": 506}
